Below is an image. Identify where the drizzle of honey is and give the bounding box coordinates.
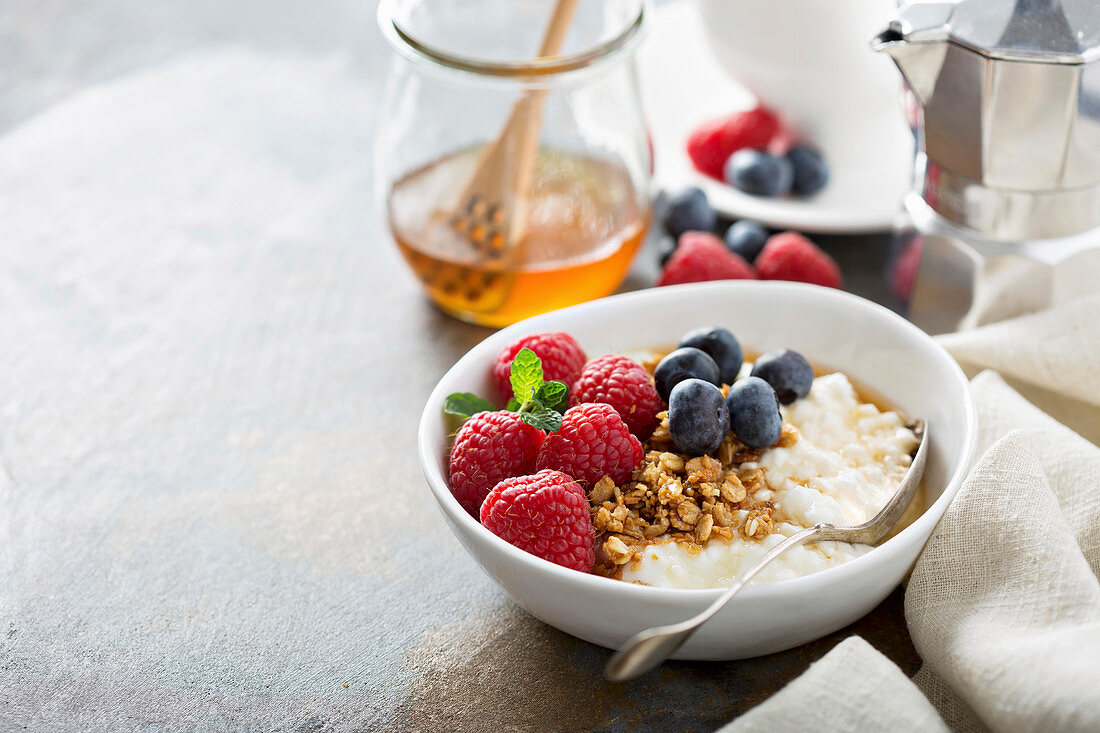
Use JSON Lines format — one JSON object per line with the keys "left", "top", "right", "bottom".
{"left": 388, "top": 147, "right": 649, "bottom": 327}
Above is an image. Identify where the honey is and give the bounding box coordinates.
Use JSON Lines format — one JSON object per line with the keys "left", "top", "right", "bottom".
{"left": 388, "top": 147, "right": 649, "bottom": 327}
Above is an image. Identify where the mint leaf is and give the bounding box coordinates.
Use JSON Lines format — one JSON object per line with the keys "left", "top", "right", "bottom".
{"left": 536, "top": 380, "right": 568, "bottom": 413}
{"left": 509, "top": 348, "right": 543, "bottom": 403}
{"left": 520, "top": 402, "right": 563, "bottom": 432}
{"left": 443, "top": 392, "right": 496, "bottom": 424}
{"left": 503, "top": 349, "right": 567, "bottom": 432}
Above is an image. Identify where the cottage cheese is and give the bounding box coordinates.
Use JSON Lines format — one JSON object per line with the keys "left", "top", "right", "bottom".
{"left": 621, "top": 372, "right": 918, "bottom": 589}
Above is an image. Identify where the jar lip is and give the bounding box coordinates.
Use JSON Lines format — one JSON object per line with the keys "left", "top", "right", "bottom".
{"left": 377, "top": 0, "right": 646, "bottom": 78}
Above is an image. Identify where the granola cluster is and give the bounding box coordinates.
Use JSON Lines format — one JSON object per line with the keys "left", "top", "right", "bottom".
{"left": 590, "top": 409, "right": 798, "bottom": 578}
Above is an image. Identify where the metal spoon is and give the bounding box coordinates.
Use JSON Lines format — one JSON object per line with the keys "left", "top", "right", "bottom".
{"left": 604, "top": 419, "right": 928, "bottom": 682}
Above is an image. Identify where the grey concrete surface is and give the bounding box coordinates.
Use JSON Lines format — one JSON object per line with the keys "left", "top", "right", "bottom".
{"left": 0, "top": 2, "right": 915, "bottom": 730}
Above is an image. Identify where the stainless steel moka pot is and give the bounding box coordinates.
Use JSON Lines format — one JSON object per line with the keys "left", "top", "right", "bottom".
{"left": 873, "top": 0, "right": 1100, "bottom": 333}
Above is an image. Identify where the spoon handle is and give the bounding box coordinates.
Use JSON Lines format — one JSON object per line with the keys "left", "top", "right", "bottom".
{"left": 604, "top": 523, "right": 832, "bottom": 681}
{"left": 689, "top": 523, "right": 829, "bottom": 629}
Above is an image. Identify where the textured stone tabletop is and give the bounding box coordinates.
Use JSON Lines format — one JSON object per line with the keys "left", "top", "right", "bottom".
{"left": 0, "top": 2, "right": 914, "bottom": 730}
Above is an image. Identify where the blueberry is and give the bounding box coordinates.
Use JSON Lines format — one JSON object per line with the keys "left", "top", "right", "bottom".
{"left": 750, "top": 349, "right": 814, "bottom": 404}
{"left": 724, "top": 220, "right": 769, "bottom": 261}
{"left": 725, "top": 377, "right": 782, "bottom": 449}
{"left": 724, "top": 150, "right": 793, "bottom": 197}
{"left": 656, "top": 236, "right": 677, "bottom": 268}
{"left": 668, "top": 379, "right": 730, "bottom": 456}
{"left": 662, "top": 187, "right": 716, "bottom": 238}
{"left": 786, "top": 146, "right": 830, "bottom": 197}
{"left": 678, "top": 326, "right": 743, "bottom": 385}
{"left": 653, "top": 347, "right": 721, "bottom": 403}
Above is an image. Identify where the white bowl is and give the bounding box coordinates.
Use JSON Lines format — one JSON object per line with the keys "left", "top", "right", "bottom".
{"left": 418, "top": 282, "right": 977, "bottom": 660}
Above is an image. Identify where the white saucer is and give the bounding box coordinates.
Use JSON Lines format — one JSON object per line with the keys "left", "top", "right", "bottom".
{"left": 638, "top": 0, "right": 914, "bottom": 233}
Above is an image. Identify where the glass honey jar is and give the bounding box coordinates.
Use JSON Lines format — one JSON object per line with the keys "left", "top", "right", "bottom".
{"left": 376, "top": 0, "right": 651, "bottom": 327}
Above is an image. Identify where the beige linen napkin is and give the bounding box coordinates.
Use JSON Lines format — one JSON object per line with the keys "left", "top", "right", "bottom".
{"left": 723, "top": 636, "right": 949, "bottom": 732}
{"left": 723, "top": 250, "right": 1100, "bottom": 732}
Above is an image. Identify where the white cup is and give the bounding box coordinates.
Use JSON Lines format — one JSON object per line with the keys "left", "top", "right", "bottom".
{"left": 696, "top": 0, "right": 912, "bottom": 173}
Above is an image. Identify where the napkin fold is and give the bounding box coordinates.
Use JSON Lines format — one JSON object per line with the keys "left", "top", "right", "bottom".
{"left": 717, "top": 636, "right": 948, "bottom": 732}
{"left": 724, "top": 250, "right": 1100, "bottom": 732}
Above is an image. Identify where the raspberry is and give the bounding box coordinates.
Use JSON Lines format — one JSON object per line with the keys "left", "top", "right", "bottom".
{"left": 536, "top": 403, "right": 644, "bottom": 489}
{"left": 480, "top": 469, "right": 595, "bottom": 572}
{"left": 448, "top": 411, "right": 545, "bottom": 516}
{"left": 755, "top": 231, "right": 843, "bottom": 289}
{"left": 686, "top": 106, "right": 783, "bottom": 180}
{"left": 657, "top": 232, "right": 756, "bottom": 287}
{"left": 570, "top": 354, "right": 663, "bottom": 438}
{"left": 492, "top": 332, "right": 586, "bottom": 403}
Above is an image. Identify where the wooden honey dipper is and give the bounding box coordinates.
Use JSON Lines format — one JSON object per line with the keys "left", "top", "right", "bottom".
{"left": 449, "top": 0, "right": 579, "bottom": 262}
